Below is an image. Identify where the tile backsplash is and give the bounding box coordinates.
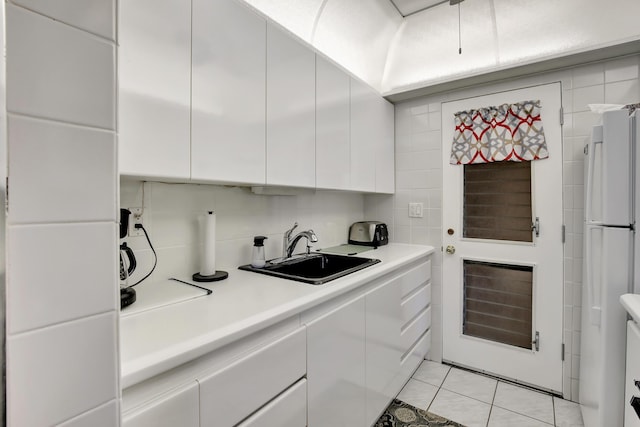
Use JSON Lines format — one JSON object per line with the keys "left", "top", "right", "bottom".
{"left": 120, "top": 180, "right": 366, "bottom": 284}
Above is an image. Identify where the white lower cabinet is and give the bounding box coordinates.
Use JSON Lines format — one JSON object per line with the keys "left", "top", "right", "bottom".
{"left": 306, "top": 295, "right": 367, "bottom": 427}
{"left": 365, "top": 278, "right": 402, "bottom": 426}
{"left": 122, "top": 381, "right": 199, "bottom": 427}
{"left": 122, "top": 256, "right": 432, "bottom": 427}
{"left": 199, "top": 327, "right": 306, "bottom": 427}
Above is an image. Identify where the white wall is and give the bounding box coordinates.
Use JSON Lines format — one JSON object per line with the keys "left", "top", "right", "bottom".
{"left": 5, "top": 1, "right": 119, "bottom": 425}
{"left": 120, "top": 181, "right": 365, "bottom": 283}
{"left": 365, "top": 53, "right": 640, "bottom": 401}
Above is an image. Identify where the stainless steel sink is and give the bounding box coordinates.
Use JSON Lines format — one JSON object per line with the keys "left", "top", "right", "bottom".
{"left": 238, "top": 253, "right": 380, "bottom": 285}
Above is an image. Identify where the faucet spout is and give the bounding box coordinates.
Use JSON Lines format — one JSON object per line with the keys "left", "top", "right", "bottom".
{"left": 282, "top": 222, "right": 298, "bottom": 258}
{"left": 285, "top": 229, "right": 318, "bottom": 258}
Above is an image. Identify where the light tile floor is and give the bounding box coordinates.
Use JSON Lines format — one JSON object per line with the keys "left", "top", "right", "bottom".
{"left": 397, "top": 361, "right": 585, "bottom": 427}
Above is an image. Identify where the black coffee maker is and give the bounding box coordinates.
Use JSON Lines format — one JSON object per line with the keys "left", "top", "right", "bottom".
{"left": 120, "top": 209, "right": 137, "bottom": 308}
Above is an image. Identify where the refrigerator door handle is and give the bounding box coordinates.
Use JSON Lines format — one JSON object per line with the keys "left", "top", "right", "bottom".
{"left": 585, "top": 224, "right": 602, "bottom": 326}
{"left": 586, "top": 125, "right": 603, "bottom": 224}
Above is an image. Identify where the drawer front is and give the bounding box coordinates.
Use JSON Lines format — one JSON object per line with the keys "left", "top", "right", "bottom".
{"left": 237, "top": 379, "right": 307, "bottom": 427}
{"left": 391, "top": 329, "right": 431, "bottom": 397}
{"left": 401, "top": 329, "right": 431, "bottom": 380}
{"left": 401, "top": 283, "right": 431, "bottom": 326}
{"left": 398, "top": 260, "right": 431, "bottom": 299}
{"left": 400, "top": 306, "right": 431, "bottom": 354}
{"left": 199, "top": 327, "right": 306, "bottom": 427}
{"left": 123, "top": 381, "right": 199, "bottom": 427}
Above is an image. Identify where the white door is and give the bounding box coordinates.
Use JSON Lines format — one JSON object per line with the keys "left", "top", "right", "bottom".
{"left": 442, "top": 83, "right": 563, "bottom": 393}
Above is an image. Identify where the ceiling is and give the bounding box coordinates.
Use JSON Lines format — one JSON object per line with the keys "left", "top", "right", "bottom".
{"left": 241, "top": 0, "right": 640, "bottom": 99}
{"left": 389, "top": 0, "right": 448, "bottom": 17}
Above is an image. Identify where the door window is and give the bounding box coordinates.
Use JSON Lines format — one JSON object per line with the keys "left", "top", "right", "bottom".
{"left": 463, "top": 260, "right": 533, "bottom": 349}
{"left": 463, "top": 161, "right": 533, "bottom": 242}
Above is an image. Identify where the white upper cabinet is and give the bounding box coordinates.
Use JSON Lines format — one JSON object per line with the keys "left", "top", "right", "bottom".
{"left": 350, "top": 78, "right": 395, "bottom": 194}
{"left": 315, "top": 56, "right": 350, "bottom": 191}
{"left": 374, "top": 97, "right": 395, "bottom": 194}
{"left": 350, "top": 78, "right": 377, "bottom": 193}
{"left": 266, "top": 24, "right": 316, "bottom": 188}
{"left": 119, "top": 0, "right": 191, "bottom": 179}
{"left": 191, "top": 0, "right": 266, "bottom": 185}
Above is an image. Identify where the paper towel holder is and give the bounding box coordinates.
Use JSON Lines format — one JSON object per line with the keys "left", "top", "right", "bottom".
{"left": 193, "top": 211, "right": 228, "bottom": 282}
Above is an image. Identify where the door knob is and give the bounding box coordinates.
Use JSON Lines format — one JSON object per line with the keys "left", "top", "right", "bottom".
{"left": 445, "top": 245, "right": 456, "bottom": 254}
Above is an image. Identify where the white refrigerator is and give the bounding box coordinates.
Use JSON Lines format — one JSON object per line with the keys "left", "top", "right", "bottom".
{"left": 580, "top": 109, "right": 639, "bottom": 427}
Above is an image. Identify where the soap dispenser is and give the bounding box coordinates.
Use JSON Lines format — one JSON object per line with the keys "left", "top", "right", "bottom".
{"left": 251, "top": 236, "right": 268, "bottom": 268}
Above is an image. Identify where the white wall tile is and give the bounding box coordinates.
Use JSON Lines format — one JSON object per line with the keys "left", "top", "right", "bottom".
{"left": 8, "top": 115, "right": 116, "bottom": 224}
{"left": 6, "top": 4, "right": 115, "bottom": 129}
{"left": 604, "top": 56, "right": 639, "bottom": 83}
{"left": 605, "top": 79, "right": 640, "bottom": 104}
{"left": 572, "top": 85, "right": 604, "bottom": 113}
{"left": 7, "top": 312, "right": 118, "bottom": 426}
{"left": 411, "top": 113, "right": 430, "bottom": 133}
{"left": 59, "top": 400, "right": 119, "bottom": 427}
{"left": 11, "top": 0, "right": 115, "bottom": 40}
{"left": 572, "top": 63, "right": 604, "bottom": 88}
{"left": 7, "top": 222, "right": 117, "bottom": 334}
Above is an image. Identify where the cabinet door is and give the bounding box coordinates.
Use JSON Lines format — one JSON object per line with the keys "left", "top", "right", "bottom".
{"left": 365, "top": 278, "right": 402, "bottom": 426}
{"left": 191, "top": 0, "right": 266, "bottom": 185}
{"left": 266, "top": 24, "right": 316, "bottom": 188}
{"left": 307, "top": 296, "right": 366, "bottom": 427}
{"left": 350, "top": 78, "right": 377, "bottom": 192}
{"left": 119, "top": 0, "right": 191, "bottom": 179}
{"left": 122, "top": 382, "right": 199, "bottom": 427}
{"left": 316, "top": 56, "right": 350, "bottom": 190}
{"left": 374, "top": 97, "right": 395, "bottom": 194}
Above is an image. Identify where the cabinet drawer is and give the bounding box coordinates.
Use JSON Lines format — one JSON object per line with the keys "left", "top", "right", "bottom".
{"left": 401, "top": 283, "right": 431, "bottom": 326}
{"left": 400, "top": 306, "right": 431, "bottom": 354}
{"left": 123, "top": 381, "right": 199, "bottom": 427}
{"left": 391, "top": 329, "right": 431, "bottom": 397}
{"left": 237, "top": 379, "right": 307, "bottom": 427}
{"left": 398, "top": 261, "right": 431, "bottom": 299}
{"left": 401, "top": 330, "right": 431, "bottom": 381}
{"left": 199, "top": 327, "right": 306, "bottom": 427}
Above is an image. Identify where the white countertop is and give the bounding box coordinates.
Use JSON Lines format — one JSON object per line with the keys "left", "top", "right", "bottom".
{"left": 621, "top": 293, "right": 640, "bottom": 325}
{"left": 120, "top": 243, "right": 434, "bottom": 389}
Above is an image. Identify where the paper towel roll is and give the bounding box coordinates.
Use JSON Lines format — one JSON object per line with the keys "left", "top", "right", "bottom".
{"left": 199, "top": 211, "right": 216, "bottom": 276}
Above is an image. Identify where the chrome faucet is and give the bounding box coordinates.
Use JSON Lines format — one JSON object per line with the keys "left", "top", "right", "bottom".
{"left": 282, "top": 222, "right": 318, "bottom": 258}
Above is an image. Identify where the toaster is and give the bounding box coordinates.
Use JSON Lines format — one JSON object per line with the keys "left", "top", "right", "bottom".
{"left": 348, "top": 221, "right": 389, "bottom": 247}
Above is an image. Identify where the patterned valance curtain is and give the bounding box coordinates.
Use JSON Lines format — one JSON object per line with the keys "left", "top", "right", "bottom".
{"left": 450, "top": 100, "right": 549, "bottom": 165}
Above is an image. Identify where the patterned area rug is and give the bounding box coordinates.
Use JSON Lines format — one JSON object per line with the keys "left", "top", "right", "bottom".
{"left": 375, "top": 399, "right": 465, "bottom": 427}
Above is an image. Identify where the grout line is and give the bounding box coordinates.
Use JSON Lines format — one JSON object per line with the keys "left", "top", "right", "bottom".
{"left": 552, "top": 396, "right": 557, "bottom": 426}
{"left": 486, "top": 380, "right": 499, "bottom": 427}
{"left": 7, "top": 112, "right": 116, "bottom": 133}
{"left": 8, "top": 2, "right": 116, "bottom": 44}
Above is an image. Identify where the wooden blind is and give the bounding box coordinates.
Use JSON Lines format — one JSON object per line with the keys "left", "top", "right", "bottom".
{"left": 463, "top": 161, "right": 533, "bottom": 242}
{"left": 463, "top": 260, "right": 533, "bottom": 349}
